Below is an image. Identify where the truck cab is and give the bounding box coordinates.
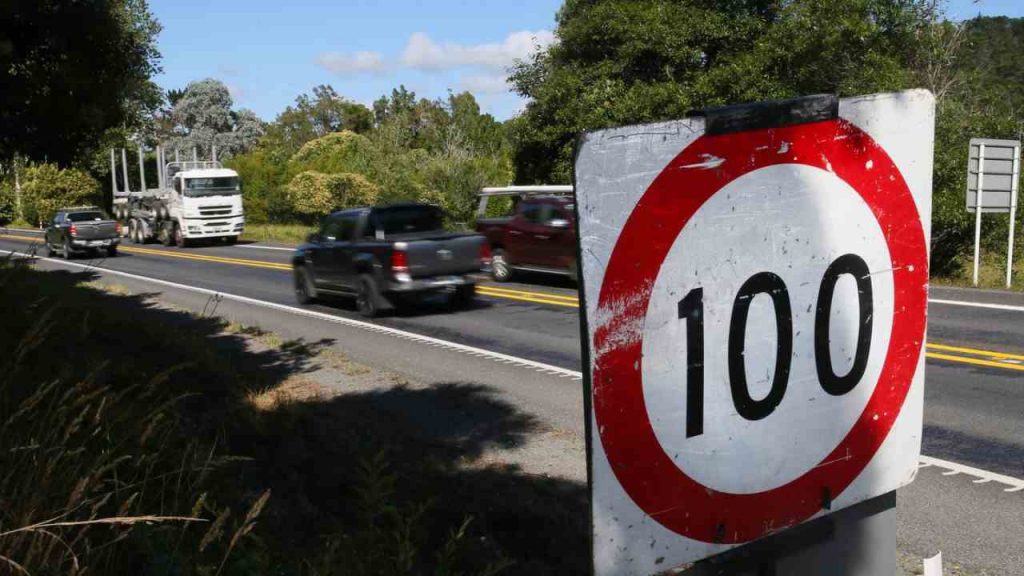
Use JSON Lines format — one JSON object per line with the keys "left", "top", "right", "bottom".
{"left": 167, "top": 163, "right": 245, "bottom": 245}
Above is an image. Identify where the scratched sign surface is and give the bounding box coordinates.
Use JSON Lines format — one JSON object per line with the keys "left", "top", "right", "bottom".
{"left": 575, "top": 90, "right": 934, "bottom": 574}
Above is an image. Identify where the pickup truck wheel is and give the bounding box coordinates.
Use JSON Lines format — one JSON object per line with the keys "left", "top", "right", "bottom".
{"left": 491, "top": 249, "right": 512, "bottom": 282}
{"left": 62, "top": 238, "right": 73, "bottom": 260}
{"left": 294, "top": 266, "right": 317, "bottom": 305}
{"left": 356, "top": 274, "right": 382, "bottom": 318}
{"left": 45, "top": 241, "right": 55, "bottom": 258}
{"left": 451, "top": 284, "right": 476, "bottom": 310}
{"left": 106, "top": 245, "right": 118, "bottom": 258}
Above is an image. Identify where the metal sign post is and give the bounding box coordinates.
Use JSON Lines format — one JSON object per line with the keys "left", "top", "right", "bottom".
{"left": 973, "top": 143, "right": 986, "bottom": 287}
{"left": 575, "top": 91, "right": 934, "bottom": 576}
{"left": 1008, "top": 145, "right": 1020, "bottom": 287}
{"left": 967, "top": 138, "right": 1021, "bottom": 287}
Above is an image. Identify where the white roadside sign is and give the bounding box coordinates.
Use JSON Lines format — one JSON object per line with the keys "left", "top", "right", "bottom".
{"left": 575, "top": 90, "right": 935, "bottom": 575}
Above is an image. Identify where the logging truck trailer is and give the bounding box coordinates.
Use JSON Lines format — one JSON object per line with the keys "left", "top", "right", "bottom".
{"left": 110, "top": 146, "right": 245, "bottom": 247}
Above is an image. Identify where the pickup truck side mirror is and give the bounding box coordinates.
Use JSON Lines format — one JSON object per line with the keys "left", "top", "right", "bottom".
{"left": 547, "top": 218, "right": 570, "bottom": 229}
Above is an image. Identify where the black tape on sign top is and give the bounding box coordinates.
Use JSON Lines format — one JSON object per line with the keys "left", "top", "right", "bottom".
{"left": 697, "top": 94, "right": 839, "bottom": 136}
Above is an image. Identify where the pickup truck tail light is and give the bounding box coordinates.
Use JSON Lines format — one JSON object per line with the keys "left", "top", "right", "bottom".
{"left": 115, "top": 222, "right": 122, "bottom": 235}
{"left": 68, "top": 224, "right": 78, "bottom": 237}
{"left": 479, "top": 243, "right": 492, "bottom": 266}
{"left": 391, "top": 249, "right": 409, "bottom": 274}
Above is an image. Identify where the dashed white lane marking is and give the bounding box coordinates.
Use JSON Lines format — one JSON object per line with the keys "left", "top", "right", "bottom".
{"left": 919, "top": 455, "right": 1024, "bottom": 493}
{"left": 0, "top": 248, "right": 582, "bottom": 381}
{"left": 6, "top": 247, "right": 1024, "bottom": 491}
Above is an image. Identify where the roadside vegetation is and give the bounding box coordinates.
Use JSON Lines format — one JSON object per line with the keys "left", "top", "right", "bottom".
{"left": 0, "top": 257, "right": 587, "bottom": 574}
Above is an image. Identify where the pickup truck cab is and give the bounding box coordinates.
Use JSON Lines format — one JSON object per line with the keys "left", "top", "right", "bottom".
{"left": 292, "top": 203, "right": 489, "bottom": 317}
{"left": 476, "top": 195, "right": 576, "bottom": 282}
{"left": 44, "top": 207, "right": 121, "bottom": 259}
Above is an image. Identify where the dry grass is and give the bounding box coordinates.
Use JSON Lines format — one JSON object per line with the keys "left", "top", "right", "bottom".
{"left": 240, "top": 223, "right": 313, "bottom": 245}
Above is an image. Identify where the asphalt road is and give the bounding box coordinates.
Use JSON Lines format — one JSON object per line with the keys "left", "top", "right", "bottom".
{"left": 2, "top": 229, "right": 1022, "bottom": 574}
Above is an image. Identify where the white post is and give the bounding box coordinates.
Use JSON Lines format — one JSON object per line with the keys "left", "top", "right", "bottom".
{"left": 121, "top": 148, "right": 131, "bottom": 194}
{"left": 212, "top": 143, "right": 217, "bottom": 162}
{"left": 155, "top": 146, "right": 163, "bottom": 190}
{"left": 1008, "top": 145, "right": 1020, "bottom": 288}
{"left": 109, "top": 149, "right": 118, "bottom": 194}
{"left": 13, "top": 156, "right": 21, "bottom": 223}
{"left": 137, "top": 145, "right": 146, "bottom": 192}
{"left": 175, "top": 149, "right": 180, "bottom": 163}
{"left": 192, "top": 147, "right": 198, "bottom": 162}
{"left": 973, "top": 143, "right": 987, "bottom": 286}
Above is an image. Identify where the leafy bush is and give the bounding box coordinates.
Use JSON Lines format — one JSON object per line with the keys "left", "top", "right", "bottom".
{"left": 225, "top": 149, "right": 290, "bottom": 224}
{"left": 286, "top": 170, "right": 380, "bottom": 217}
{"left": 0, "top": 181, "right": 15, "bottom": 225}
{"left": 20, "top": 163, "right": 100, "bottom": 226}
{"left": 289, "top": 130, "right": 378, "bottom": 176}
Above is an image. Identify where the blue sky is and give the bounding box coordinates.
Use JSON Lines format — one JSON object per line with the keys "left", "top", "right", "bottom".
{"left": 151, "top": 0, "right": 1024, "bottom": 123}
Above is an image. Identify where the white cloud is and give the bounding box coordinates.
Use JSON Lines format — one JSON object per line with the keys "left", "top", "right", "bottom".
{"left": 458, "top": 73, "right": 511, "bottom": 94}
{"left": 315, "top": 51, "right": 387, "bottom": 74}
{"left": 225, "top": 83, "right": 246, "bottom": 100}
{"left": 401, "top": 30, "right": 555, "bottom": 71}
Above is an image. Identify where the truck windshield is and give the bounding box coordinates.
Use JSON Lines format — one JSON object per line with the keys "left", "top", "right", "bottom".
{"left": 67, "top": 211, "right": 107, "bottom": 222}
{"left": 185, "top": 177, "right": 240, "bottom": 196}
{"left": 371, "top": 206, "right": 445, "bottom": 236}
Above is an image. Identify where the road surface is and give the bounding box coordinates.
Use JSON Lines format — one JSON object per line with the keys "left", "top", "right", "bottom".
{"left": 2, "top": 228, "right": 1021, "bottom": 574}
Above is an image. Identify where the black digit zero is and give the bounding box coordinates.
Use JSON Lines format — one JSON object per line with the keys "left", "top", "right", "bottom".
{"left": 728, "top": 272, "right": 793, "bottom": 421}
{"left": 815, "top": 253, "right": 873, "bottom": 396}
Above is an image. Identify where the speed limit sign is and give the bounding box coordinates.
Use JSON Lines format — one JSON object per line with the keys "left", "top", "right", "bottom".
{"left": 575, "top": 90, "right": 934, "bottom": 574}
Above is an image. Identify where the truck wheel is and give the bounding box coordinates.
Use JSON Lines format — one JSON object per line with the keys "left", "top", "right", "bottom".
{"left": 159, "top": 223, "right": 173, "bottom": 246}
{"left": 491, "top": 248, "right": 512, "bottom": 282}
{"left": 62, "top": 238, "right": 73, "bottom": 260}
{"left": 173, "top": 224, "right": 188, "bottom": 248}
{"left": 223, "top": 236, "right": 237, "bottom": 246}
{"left": 294, "top": 266, "right": 318, "bottom": 305}
{"left": 356, "top": 274, "right": 383, "bottom": 318}
{"left": 451, "top": 284, "right": 476, "bottom": 310}
{"left": 106, "top": 245, "right": 118, "bottom": 258}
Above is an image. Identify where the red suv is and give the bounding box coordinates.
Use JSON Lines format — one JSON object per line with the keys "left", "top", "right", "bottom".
{"left": 476, "top": 195, "right": 577, "bottom": 282}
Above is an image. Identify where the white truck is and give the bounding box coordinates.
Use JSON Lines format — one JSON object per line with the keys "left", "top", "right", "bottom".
{"left": 110, "top": 146, "right": 245, "bottom": 247}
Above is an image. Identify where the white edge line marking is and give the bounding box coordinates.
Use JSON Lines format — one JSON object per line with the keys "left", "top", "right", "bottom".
{"left": 0, "top": 248, "right": 583, "bottom": 381}
{"left": 234, "top": 244, "right": 296, "bottom": 252}
{"left": 6, "top": 247, "right": 1024, "bottom": 490}
{"left": 919, "top": 455, "right": 1024, "bottom": 493}
{"left": 929, "top": 298, "right": 1024, "bottom": 313}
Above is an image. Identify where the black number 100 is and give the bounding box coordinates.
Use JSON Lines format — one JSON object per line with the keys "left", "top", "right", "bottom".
{"left": 677, "top": 253, "right": 873, "bottom": 438}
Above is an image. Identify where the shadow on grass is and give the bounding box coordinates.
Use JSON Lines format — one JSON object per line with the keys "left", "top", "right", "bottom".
{"left": 0, "top": 257, "right": 588, "bottom": 575}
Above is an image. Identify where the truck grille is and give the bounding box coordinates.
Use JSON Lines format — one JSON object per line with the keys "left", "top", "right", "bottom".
{"left": 199, "top": 205, "right": 233, "bottom": 216}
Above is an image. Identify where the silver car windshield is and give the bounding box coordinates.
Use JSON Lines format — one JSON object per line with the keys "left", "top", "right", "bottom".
{"left": 185, "top": 177, "right": 240, "bottom": 197}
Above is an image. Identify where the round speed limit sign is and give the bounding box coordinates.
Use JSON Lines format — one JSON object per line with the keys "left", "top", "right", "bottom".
{"left": 576, "top": 91, "right": 934, "bottom": 573}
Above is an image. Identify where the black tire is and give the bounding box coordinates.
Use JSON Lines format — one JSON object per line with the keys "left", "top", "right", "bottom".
{"left": 356, "top": 274, "right": 383, "bottom": 318}
{"left": 62, "top": 238, "right": 72, "bottom": 260}
{"left": 294, "top": 266, "right": 317, "bottom": 305}
{"left": 160, "top": 223, "right": 173, "bottom": 246}
{"left": 223, "top": 235, "right": 237, "bottom": 246}
{"left": 45, "top": 241, "right": 55, "bottom": 258}
{"left": 107, "top": 245, "right": 118, "bottom": 258}
{"left": 451, "top": 284, "right": 476, "bottom": 310}
{"left": 491, "top": 248, "right": 512, "bottom": 282}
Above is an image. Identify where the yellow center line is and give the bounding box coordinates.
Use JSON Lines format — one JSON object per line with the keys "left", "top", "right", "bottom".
{"left": 477, "top": 284, "right": 580, "bottom": 303}
{"left": 476, "top": 287, "right": 579, "bottom": 308}
{"left": 926, "top": 342, "right": 1024, "bottom": 362}
{"left": 121, "top": 245, "right": 291, "bottom": 270}
{"left": 925, "top": 352, "right": 1024, "bottom": 372}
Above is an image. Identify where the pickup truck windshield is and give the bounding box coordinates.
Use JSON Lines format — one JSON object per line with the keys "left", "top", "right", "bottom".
{"left": 185, "top": 177, "right": 240, "bottom": 197}
{"left": 371, "top": 206, "right": 444, "bottom": 236}
{"left": 67, "top": 211, "right": 107, "bottom": 222}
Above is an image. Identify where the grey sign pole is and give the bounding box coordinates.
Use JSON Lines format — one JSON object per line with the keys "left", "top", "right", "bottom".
{"left": 1008, "top": 145, "right": 1020, "bottom": 287}
{"left": 973, "top": 143, "right": 986, "bottom": 287}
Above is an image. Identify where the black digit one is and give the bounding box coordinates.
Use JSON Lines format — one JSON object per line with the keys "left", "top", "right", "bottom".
{"left": 815, "top": 254, "right": 873, "bottom": 396}
{"left": 728, "top": 272, "right": 793, "bottom": 421}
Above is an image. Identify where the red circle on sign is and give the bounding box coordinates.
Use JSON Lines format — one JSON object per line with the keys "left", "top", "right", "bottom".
{"left": 592, "top": 118, "right": 928, "bottom": 543}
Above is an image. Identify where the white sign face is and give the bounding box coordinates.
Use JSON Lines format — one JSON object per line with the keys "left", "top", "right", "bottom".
{"left": 575, "top": 90, "right": 934, "bottom": 575}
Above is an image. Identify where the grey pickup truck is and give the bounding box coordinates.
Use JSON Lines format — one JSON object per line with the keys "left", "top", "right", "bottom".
{"left": 292, "top": 203, "right": 490, "bottom": 317}
{"left": 44, "top": 207, "right": 121, "bottom": 259}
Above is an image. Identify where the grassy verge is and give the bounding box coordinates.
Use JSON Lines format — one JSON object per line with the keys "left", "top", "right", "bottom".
{"left": 240, "top": 223, "right": 313, "bottom": 245}
{"left": 0, "top": 258, "right": 587, "bottom": 574}
{"left": 931, "top": 254, "right": 1024, "bottom": 292}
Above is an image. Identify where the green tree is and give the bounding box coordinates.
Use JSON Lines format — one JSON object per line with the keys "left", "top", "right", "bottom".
{"left": 286, "top": 171, "right": 379, "bottom": 218}
{"left": 262, "top": 85, "right": 374, "bottom": 160}
{"left": 511, "top": 0, "right": 931, "bottom": 183}
{"left": 20, "top": 163, "right": 100, "bottom": 226}
{"left": 163, "top": 79, "right": 265, "bottom": 159}
{"left": 0, "top": 0, "right": 162, "bottom": 166}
